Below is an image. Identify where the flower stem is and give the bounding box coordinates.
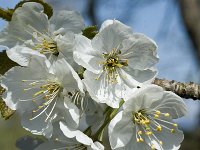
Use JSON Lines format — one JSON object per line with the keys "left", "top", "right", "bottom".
{"left": 92, "top": 100, "right": 124, "bottom": 141}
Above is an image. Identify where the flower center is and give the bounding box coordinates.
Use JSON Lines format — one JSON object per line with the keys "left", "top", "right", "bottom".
{"left": 34, "top": 38, "right": 58, "bottom": 55}
{"left": 101, "top": 48, "right": 128, "bottom": 82}
{"left": 132, "top": 109, "right": 178, "bottom": 150}
{"left": 22, "top": 79, "right": 61, "bottom": 121}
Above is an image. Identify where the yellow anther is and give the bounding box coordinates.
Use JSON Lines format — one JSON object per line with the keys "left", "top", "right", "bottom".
{"left": 138, "top": 131, "right": 143, "bottom": 135}
{"left": 139, "top": 138, "right": 144, "bottom": 142}
{"left": 151, "top": 144, "right": 156, "bottom": 150}
{"left": 32, "top": 110, "right": 36, "bottom": 113}
{"left": 159, "top": 141, "right": 163, "bottom": 145}
{"left": 145, "top": 120, "right": 150, "bottom": 124}
{"left": 156, "top": 126, "right": 162, "bottom": 132}
{"left": 171, "top": 129, "right": 175, "bottom": 133}
{"left": 154, "top": 114, "right": 159, "bottom": 118}
{"left": 33, "top": 90, "right": 44, "bottom": 97}
{"left": 164, "top": 113, "right": 170, "bottom": 117}
{"left": 137, "top": 138, "right": 140, "bottom": 142}
{"left": 173, "top": 123, "right": 178, "bottom": 127}
{"left": 38, "top": 106, "right": 43, "bottom": 109}
{"left": 30, "top": 83, "right": 36, "bottom": 86}
{"left": 146, "top": 131, "right": 152, "bottom": 135}
{"left": 155, "top": 110, "right": 161, "bottom": 115}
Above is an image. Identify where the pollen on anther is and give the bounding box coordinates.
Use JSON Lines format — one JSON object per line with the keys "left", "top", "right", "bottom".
{"left": 156, "top": 126, "right": 162, "bottom": 132}
{"left": 146, "top": 131, "right": 152, "bottom": 135}
{"left": 155, "top": 110, "right": 161, "bottom": 115}
{"left": 139, "top": 138, "right": 144, "bottom": 142}
{"left": 171, "top": 129, "right": 175, "bottom": 133}
{"left": 138, "top": 130, "right": 143, "bottom": 135}
{"left": 164, "top": 113, "right": 170, "bottom": 117}
{"left": 151, "top": 144, "right": 156, "bottom": 150}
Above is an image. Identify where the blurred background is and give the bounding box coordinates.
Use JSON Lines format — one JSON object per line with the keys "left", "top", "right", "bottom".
{"left": 0, "top": 0, "right": 200, "bottom": 149}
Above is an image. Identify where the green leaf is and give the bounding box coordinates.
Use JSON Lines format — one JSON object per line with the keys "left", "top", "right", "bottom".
{"left": 82, "top": 25, "right": 98, "bottom": 39}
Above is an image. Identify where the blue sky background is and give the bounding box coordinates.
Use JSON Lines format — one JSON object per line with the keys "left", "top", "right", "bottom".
{"left": 0, "top": 0, "right": 199, "bottom": 131}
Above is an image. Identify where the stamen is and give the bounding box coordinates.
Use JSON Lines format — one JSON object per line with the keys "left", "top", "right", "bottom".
{"left": 133, "top": 108, "right": 178, "bottom": 149}
{"left": 22, "top": 79, "right": 61, "bottom": 121}
{"left": 99, "top": 48, "right": 128, "bottom": 83}
{"left": 164, "top": 113, "right": 170, "bottom": 117}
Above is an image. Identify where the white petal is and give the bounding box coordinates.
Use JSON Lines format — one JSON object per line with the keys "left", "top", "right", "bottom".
{"left": 83, "top": 70, "right": 121, "bottom": 108}
{"left": 21, "top": 111, "right": 53, "bottom": 137}
{"left": 109, "top": 111, "right": 133, "bottom": 149}
{"left": 121, "top": 33, "right": 159, "bottom": 70}
{"left": 84, "top": 94, "right": 104, "bottom": 126}
{"left": 0, "top": 2, "right": 49, "bottom": 48}
{"left": 92, "top": 20, "right": 132, "bottom": 53}
{"left": 152, "top": 91, "right": 187, "bottom": 119}
{"left": 74, "top": 34, "right": 103, "bottom": 74}
{"left": 116, "top": 135, "right": 150, "bottom": 150}
{"left": 35, "top": 141, "right": 67, "bottom": 150}
{"left": 50, "top": 10, "right": 84, "bottom": 34}
{"left": 50, "top": 58, "right": 84, "bottom": 93}
{"left": 59, "top": 121, "right": 93, "bottom": 146}
{"left": 1, "top": 57, "right": 49, "bottom": 110}
{"left": 88, "top": 142, "right": 105, "bottom": 150}
{"left": 63, "top": 97, "right": 80, "bottom": 128}
{"left": 121, "top": 67, "right": 157, "bottom": 85}
{"left": 99, "top": 19, "right": 132, "bottom": 34}
{"left": 123, "top": 85, "right": 164, "bottom": 112}
{"left": 56, "top": 33, "right": 81, "bottom": 71}
{"left": 6, "top": 45, "right": 45, "bottom": 66}
{"left": 151, "top": 117, "right": 184, "bottom": 150}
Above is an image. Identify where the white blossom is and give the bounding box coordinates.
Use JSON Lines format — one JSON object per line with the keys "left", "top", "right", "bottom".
{"left": 0, "top": 56, "right": 84, "bottom": 137}
{"left": 0, "top": 2, "right": 84, "bottom": 70}
{"left": 109, "top": 85, "right": 187, "bottom": 150}
{"left": 74, "top": 19, "right": 158, "bottom": 108}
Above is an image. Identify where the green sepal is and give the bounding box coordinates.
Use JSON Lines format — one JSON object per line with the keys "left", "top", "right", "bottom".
{"left": 82, "top": 25, "right": 98, "bottom": 39}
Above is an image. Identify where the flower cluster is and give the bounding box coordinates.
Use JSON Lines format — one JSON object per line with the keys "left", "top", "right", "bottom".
{"left": 0, "top": 2, "right": 187, "bottom": 150}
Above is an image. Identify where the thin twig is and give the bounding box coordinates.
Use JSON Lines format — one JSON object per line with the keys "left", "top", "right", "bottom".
{"left": 153, "top": 78, "right": 200, "bottom": 100}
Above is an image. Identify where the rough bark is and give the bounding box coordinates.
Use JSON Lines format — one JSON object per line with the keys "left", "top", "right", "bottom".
{"left": 153, "top": 78, "right": 200, "bottom": 100}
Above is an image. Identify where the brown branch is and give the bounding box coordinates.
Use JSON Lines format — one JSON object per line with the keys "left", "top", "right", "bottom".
{"left": 153, "top": 78, "right": 200, "bottom": 100}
